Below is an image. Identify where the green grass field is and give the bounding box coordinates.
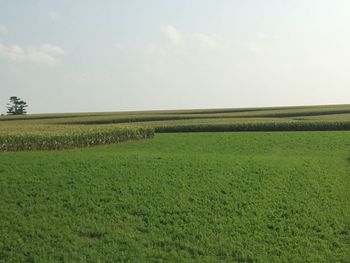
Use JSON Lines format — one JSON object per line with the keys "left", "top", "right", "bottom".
{"left": 1, "top": 132, "right": 350, "bottom": 262}
{"left": 1, "top": 105, "right": 350, "bottom": 262}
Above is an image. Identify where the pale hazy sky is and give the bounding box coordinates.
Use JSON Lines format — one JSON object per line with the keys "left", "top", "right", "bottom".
{"left": 0, "top": 0, "right": 349, "bottom": 114}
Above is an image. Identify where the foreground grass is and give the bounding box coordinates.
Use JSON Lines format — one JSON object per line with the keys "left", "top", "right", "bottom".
{"left": 0, "top": 132, "right": 349, "bottom": 262}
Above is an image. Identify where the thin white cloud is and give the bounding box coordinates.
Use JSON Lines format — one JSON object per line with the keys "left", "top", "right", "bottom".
{"left": 159, "top": 25, "right": 231, "bottom": 50}
{"left": 64, "top": 72, "right": 89, "bottom": 84}
{"left": 48, "top": 11, "right": 63, "bottom": 22}
{"left": 194, "top": 33, "right": 228, "bottom": 49}
{"left": 257, "top": 32, "right": 268, "bottom": 40}
{"left": 0, "top": 25, "right": 8, "bottom": 34}
{"left": 247, "top": 42, "right": 262, "bottom": 53}
{"left": 160, "top": 24, "right": 183, "bottom": 46}
{"left": 0, "top": 43, "right": 65, "bottom": 65}
{"left": 114, "top": 43, "right": 124, "bottom": 50}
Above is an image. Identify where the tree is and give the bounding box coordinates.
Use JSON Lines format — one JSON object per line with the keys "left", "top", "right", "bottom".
{"left": 6, "top": 96, "right": 28, "bottom": 115}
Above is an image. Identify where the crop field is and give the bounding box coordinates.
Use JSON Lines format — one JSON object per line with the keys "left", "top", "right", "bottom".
{"left": 0, "top": 105, "right": 350, "bottom": 262}
{"left": 1, "top": 132, "right": 349, "bottom": 262}
{"left": 1, "top": 104, "right": 350, "bottom": 152}
{"left": 1, "top": 104, "right": 350, "bottom": 139}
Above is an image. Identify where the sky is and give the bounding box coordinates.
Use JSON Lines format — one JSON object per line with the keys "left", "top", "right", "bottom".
{"left": 0, "top": 0, "right": 349, "bottom": 114}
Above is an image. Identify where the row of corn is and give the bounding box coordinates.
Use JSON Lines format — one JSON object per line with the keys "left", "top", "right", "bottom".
{"left": 0, "top": 126, "right": 154, "bottom": 151}
{"left": 154, "top": 121, "right": 350, "bottom": 133}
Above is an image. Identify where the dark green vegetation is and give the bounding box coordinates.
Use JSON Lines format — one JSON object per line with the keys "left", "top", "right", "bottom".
{"left": 6, "top": 96, "right": 28, "bottom": 115}
{"left": 1, "top": 132, "right": 350, "bottom": 262}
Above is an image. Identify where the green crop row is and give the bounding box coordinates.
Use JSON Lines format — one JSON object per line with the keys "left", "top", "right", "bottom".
{"left": 0, "top": 126, "right": 154, "bottom": 151}
{"left": 154, "top": 121, "right": 350, "bottom": 133}
{"left": 51, "top": 106, "right": 350, "bottom": 126}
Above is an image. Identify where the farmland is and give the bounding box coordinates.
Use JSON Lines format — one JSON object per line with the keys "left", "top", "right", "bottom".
{"left": 0, "top": 105, "right": 350, "bottom": 262}
{"left": 1, "top": 104, "right": 350, "bottom": 142}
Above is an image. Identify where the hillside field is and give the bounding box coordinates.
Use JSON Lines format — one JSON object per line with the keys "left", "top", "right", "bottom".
{"left": 0, "top": 105, "right": 350, "bottom": 262}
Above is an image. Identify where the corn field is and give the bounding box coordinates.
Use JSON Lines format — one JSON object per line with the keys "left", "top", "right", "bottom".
{"left": 0, "top": 126, "right": 154, "bottom": 151}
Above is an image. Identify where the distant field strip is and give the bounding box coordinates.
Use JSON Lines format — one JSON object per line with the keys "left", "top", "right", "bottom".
{"left": 241, "top": 109, "right": 350, "bottom": 118}
{"left": 0, "top": 115, "right": 101, "bottom": 122}
{"left": 153, "top": 121, "right": 350, "bottom": 133}
{"left": 1, "top": 104, "right": 350, "bottom": 151}
{"left": 52, "top": 106, "right": 350, "bottom": 126}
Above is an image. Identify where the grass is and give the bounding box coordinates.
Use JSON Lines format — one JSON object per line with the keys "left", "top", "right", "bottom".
{"left": 0, "top": 132, "right": 349, "bottom": 262}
